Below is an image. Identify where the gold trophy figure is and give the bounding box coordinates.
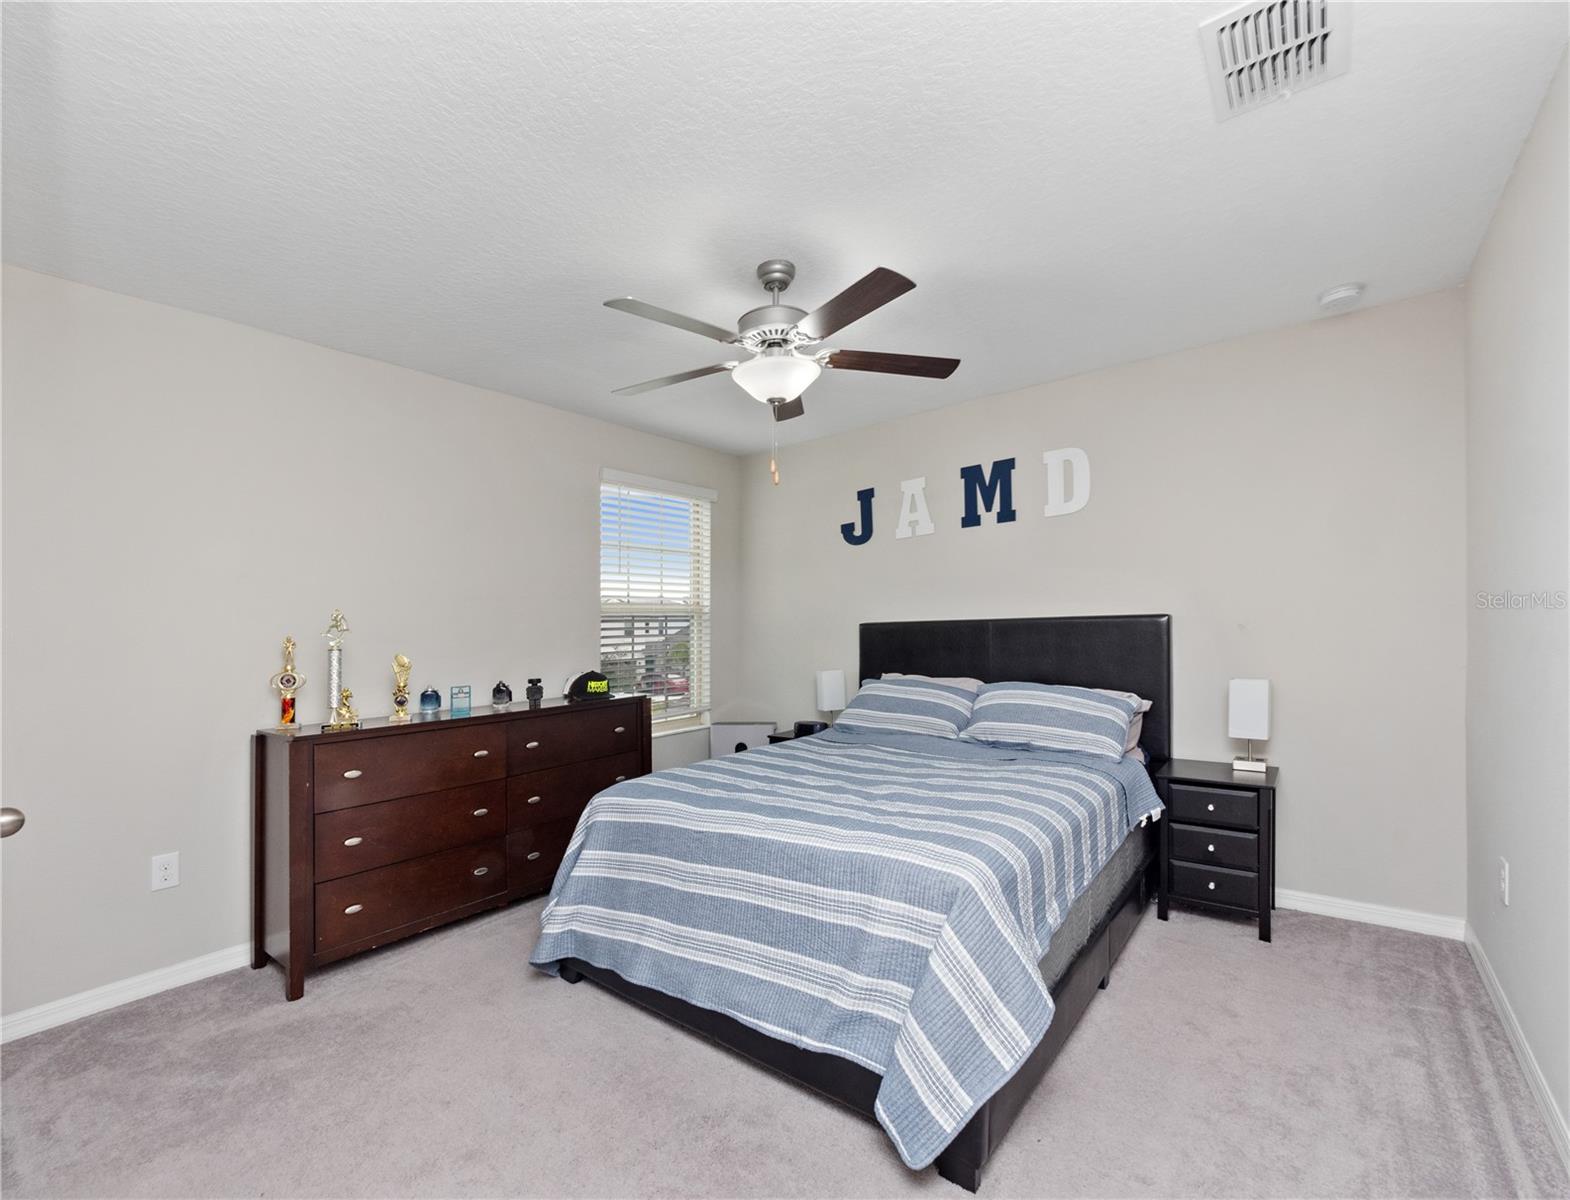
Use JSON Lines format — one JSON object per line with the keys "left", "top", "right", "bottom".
{"left": 389, "top": 654, "right": 413, "bottom": 723}
{"left": 321, "top": 609, "right": 350, "bottom": 724}
{"left": 269, "top": 636, "right": 306, "bottom": 729}
{"left": 326, "top": 687, "right": 360, "bottom": 732}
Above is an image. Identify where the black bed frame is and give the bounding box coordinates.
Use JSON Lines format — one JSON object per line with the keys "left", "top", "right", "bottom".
{"left": 558, "top": 615, "right": 1172, "bottom": 1191}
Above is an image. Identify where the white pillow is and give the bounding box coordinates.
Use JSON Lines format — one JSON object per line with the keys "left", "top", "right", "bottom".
{"left": 881, "top": 672, "right": 985, "bottom": 695}
{"left": 1094, "top": 687, "right": 1152, "bottom": 713}
{"left": 1124, "top": 712, "right": 1145, "bottom": 753}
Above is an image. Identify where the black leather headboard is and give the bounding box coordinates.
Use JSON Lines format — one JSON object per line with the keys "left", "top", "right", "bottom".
{"left": 858, "top": 615, "right": 1172, "bottom": 763}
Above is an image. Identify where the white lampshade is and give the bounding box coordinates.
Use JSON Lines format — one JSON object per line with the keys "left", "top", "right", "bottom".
{"left": 816, "top": 669, "right": 847, "bottom": 713}
{"left": 731, "top": 353, "right": 821, "bottom": 404}
{"left": 1228, "top": 679, "right": 1271, "bottom": 740}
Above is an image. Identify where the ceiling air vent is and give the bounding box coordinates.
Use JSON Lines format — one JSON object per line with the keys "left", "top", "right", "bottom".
{"left": 1199, "top": 0, "right": 1351, "bottom": 121}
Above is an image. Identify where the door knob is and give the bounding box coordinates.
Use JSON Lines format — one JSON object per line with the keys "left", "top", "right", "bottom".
{"left": 0, "top": 808, "right": 24, "bottom": 838}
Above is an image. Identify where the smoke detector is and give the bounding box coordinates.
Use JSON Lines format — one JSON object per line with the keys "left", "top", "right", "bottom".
{"left": 1318, "top": 282, "right": 1365, "bottom": 312}
{"left": 1200, "top": 0, "right": 1351, "bottom": 121}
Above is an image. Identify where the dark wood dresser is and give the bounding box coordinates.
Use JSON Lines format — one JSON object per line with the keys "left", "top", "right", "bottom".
{"left": 253, "top": 696, "right": 651, "bottom": 998}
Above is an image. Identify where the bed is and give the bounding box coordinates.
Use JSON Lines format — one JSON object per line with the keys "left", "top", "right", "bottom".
{"left": 531, "top": 614, "right": 1172, "bottom": 1191}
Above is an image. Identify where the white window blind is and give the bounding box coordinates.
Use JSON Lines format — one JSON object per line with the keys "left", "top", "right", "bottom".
{"left": 599, "top": 472, "right": 713, "bottom": 722}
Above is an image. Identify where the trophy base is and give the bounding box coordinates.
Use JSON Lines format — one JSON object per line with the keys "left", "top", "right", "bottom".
{"left": 388, "top": 707, "right": 412, "bottom": 723}
{"left": 323, "top": 721, "right": 361, "bottom": 733}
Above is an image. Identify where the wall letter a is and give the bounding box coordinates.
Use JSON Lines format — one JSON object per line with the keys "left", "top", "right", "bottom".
{"left": 841, "top": 488, "right": 875, "bottom": 546}
{"left": 895, "top": 478, "right": 935, "bottom": 539}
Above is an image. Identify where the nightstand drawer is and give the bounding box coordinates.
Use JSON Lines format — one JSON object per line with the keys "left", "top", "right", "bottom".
{"left": 1168, "top": 783, "right": 1258, "bottom": 830}
{"left": 1170, "top": 823, "right": 1258, "bottom": 871}
{"left": 1170, "top": 861, "right": 1257, "bottom": 910}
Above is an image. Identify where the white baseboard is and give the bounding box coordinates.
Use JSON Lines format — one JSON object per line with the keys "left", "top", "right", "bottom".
{"left": 1465, "top": 926, "right": 1570, "bottom": 1174}
{"left": 0, "top": 942, "right": 252, "bottom": 1044}
{"left": 1275, "top": 887, "right": 1467, "bottom": 940}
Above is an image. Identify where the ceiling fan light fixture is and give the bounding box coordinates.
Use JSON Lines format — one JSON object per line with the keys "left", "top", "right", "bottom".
{"left": 730, "top": 352, "right": 821, "bottom": 405}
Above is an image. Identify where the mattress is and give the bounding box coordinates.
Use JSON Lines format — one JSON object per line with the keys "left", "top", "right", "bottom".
{"left": 1039, "top": 816, "right": 1156, "bottom": 989}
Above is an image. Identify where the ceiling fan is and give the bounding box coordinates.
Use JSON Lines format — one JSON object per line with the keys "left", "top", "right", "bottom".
{"left": 604, "top": 259, "right": 960, "bottom": 426}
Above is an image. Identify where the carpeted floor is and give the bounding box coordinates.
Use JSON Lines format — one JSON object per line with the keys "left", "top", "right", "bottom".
{"left": 2, "top": 901, "right": 1565, "bottom": 1199}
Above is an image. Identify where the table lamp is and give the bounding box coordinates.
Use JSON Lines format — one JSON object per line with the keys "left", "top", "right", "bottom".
{"left": 1229, "top": 678, "right": 1270, "bottom": 773}
{"left": 816, "top": 669, "right": 847, "bottom": 722}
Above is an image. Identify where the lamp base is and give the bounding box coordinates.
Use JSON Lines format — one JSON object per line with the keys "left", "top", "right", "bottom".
{"left": 1232, "top": 756, "right": 1269, "bottom": 773}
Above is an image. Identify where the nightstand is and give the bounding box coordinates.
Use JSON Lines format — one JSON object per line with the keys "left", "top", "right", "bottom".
{"left": 1155, "top": 759, "right": 1278, "bottom": 941}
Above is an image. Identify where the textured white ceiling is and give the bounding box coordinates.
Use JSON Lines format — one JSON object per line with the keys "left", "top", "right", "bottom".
{"left": 4, "top": 2, "right": 1565, "bottom": 454}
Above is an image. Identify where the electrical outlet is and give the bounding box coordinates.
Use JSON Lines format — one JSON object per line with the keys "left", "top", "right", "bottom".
{"left": 1498, "top": 856, "right": 1510, "bottom": 907}
{"left": 151, "top": 852, "right": 180, "bottom": 892}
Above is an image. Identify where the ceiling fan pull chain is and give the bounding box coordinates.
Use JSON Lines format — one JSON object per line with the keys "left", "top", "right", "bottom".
{"left": 770, "top": 422, "right": 781, "bottom": 486}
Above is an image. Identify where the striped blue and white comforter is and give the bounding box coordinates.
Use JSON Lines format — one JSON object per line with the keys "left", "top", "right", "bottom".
{"left": 530, "top": 727, "right": 1163, "bottom": 1169}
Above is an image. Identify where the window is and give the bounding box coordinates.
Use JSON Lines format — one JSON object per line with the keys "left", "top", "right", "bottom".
{"left": 599, "top": 471, "right": 714, "bottom": 724}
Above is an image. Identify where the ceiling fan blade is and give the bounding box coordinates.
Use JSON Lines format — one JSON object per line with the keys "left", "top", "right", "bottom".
{"left": 796, "top": 268, "right": 916, "bottom": 341}
{"left": 769, "top": 397, "right": 805, "bottom": 422}
{"left": 611, "top": 363, "right": 733, "bottom": 396}
{"left": 825, "top": 350, "right": 960, "bottom": 379}
{"left": 604, "top": 297, "right": 737, "bottom": 343}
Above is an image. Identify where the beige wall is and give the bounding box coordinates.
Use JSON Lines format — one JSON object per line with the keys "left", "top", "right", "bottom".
{"left": 736, "top": 290, "right": 1470, "bottom": 920}
{"left": 0, "top": 266, "right": 742, "bottom": 1015}
{"left": 1464, "top": 53, "right": 1570, "bottom": 1123}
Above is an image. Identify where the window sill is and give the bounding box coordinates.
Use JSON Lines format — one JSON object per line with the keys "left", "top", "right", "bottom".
{"left": 651, "top": 718, "right": 709, "bottom": 739}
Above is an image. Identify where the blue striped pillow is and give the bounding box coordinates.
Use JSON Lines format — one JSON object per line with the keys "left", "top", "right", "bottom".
{"left": 834, "top": 677, "right": 976, "bottom": 740}
{"left": 959, "top": 682, "right": 1138, "bottom": 760}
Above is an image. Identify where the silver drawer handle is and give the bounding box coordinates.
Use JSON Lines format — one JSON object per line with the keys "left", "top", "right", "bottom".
{"left": 614, "top": 725, "right": 626, "bottom": 734}
{"left": 343, "top": 836, "right": 363, "bottom": 847}
{"left": 1207, "top": 803, "right": 1215, "bottom": 811}
{"left": 526, "top": 851, "right": 541, "bottom": 861}
{"left": 615, "top": 775, "right": 627, "bottom": 782}
{"left": 526, "top": 740, "right": 540, "bottom": 750}
{"left": 473, "top": 749, "right": 489, "bottom": 758}
{"left": 1207, "top": 882, "right": 1216, "bottom": 890}
{"left": 472, "top": 866, "right": 489, "bottom": 877}
{"left": 526, "top": 795, "right": 542, "bottom": 805}
{"left": 472, "top": 808, "right": 489, "bottom": 817}
{"left": 1207, "top": 844, "right": 1215, "bottom": 853}
{"left": 343, "top": 769, "right": 363, "bottom": 780}
{"left": 344, "top": 904, "right": 364, "bottom": 915}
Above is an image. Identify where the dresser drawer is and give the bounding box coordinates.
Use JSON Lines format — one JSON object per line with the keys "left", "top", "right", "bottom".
{"left": 508, "top": 818, "right": 579, "bottom": 892}
{"left": 1170, "top": 861, "right": 1257, "bottom": 911}
{"left": 315, "top": 726, "right": 506, "bottom": 813}
{"left": 1167, "top": 782, "right": 1258, "bottom": 830}
{"left": 1170, "top": 822, "right": 1258, "bottom": 872}
{"left": 314, "top": 780, "right": 505, "bottom": 881}
{"left": 314, "top": 839, "right": 506, "bottom": 952}
{"left": 507, "top": 752, "right": 641, "bottom": 828}
{"left": 507, "top": 705, "right": 640, "bottom": 772}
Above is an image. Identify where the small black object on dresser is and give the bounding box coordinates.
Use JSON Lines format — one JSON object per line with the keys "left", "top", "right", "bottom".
{"left": 1155, "top": 759, "right": 1278, "bottom": 941}
{"left": 769, "top": 721, "right": 830, "bottom": 744}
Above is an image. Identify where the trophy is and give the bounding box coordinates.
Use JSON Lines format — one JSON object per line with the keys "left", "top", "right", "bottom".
{"left": 269, "top": 636, "right": 306, "bottom": 729}
{"left": 390, "top": 654, "right": 413, "bottom": 723}
{"left": 326, "top": 687, "right": 360, "bottom": 732}
{"left": 321, "top": 609, "right": 350, "bottom": 725}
